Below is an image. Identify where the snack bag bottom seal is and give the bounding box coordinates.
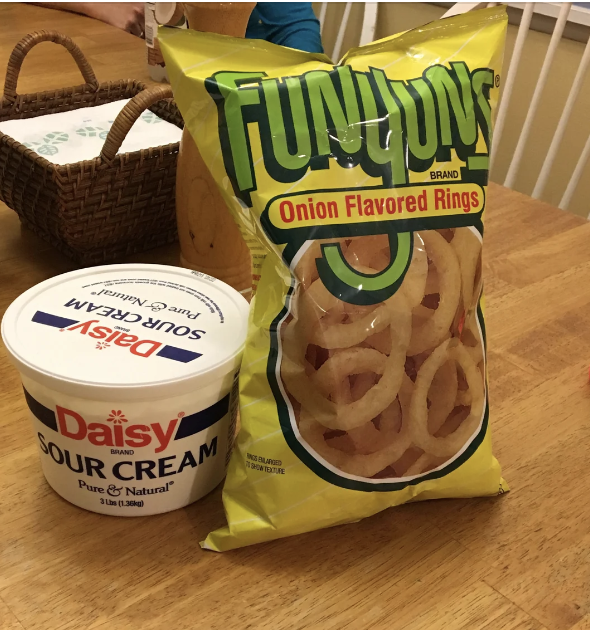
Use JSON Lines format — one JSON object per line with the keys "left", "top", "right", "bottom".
{"left": 160, "top": 6, "right": 508, "bottom": 551}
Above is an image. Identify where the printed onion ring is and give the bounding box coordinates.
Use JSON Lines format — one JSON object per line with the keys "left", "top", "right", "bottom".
{"left": 408, "top": 230, "right": 461, "bottom": 356}
{"left": 347, "top": 404, "right": 402, "bottom": 454}
{"left": 461, "top": 310, "right": 484, "bottom": 365}
{"left": 408, "top": 339, "right": 485, "bottom": 458}
{"left": 428, "top": 359, "right": 458, "bottom": 435}
{"left": 309, "top": 303, "right": 391, "bottom": 349}
{"left": 328, "top": 372, "right": 403, "bottom": 455}
{"left": 284, "top": 293, "right": 411, "bottom": 431}
{"left": 310, "top": 347, "right": 398, "bottom": 429}
{"left": 296, "top": 238, "right": 347, "bottom": 289}
{"left": 369, "top": 248, "right": 390, "bottom": 271}
{"left": 404, "top": 452, "right": 447, "bottom": 477}
{"left": 400, "top": 233, "right": 428, "bottom": 308}
{"left": 424, "top": 264, "right": 439, "bottom": 296}
{"left": 413, "top": 304, "right": 434, "bottom": 325}
{"left": 451, "top": 227, "right": 482, "bottom": 311}
{"left": 455, "top": 389, "right": 472, "bottom": 407}
{"left": 345, "top": 235, "right": 389, "bottom": 268}
{"left": 305, "top": 276, "right": 343, "bottom": 317}
{"left": 364, "top": 328, "right": 392, "bottom": 355}
{"left": 346, "top": 373, "right": 413, "bottom": 455}
{"left": 299, "top": 410, "right": 412, "bottom": 478}
{"left": 308, "top": 260, "right": 401, "bottom": 349}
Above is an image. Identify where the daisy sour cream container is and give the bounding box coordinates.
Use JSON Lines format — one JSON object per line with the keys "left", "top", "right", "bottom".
{"left": 1, "top": 264, "right": 249, "bottom": 516}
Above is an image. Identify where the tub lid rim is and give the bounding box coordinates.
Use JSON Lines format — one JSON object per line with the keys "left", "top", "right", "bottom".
{"left": 2, "top": 263, "right": 250, "bottom": 399}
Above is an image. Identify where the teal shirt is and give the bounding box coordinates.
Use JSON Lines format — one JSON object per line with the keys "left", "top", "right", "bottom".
{"left": 246, "top": 3, "right": 323, "bottom": 54}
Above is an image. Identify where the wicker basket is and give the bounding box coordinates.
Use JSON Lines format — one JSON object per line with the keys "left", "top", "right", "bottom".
{"left": 0, "top": 30, "right": 183, "bottom": 266}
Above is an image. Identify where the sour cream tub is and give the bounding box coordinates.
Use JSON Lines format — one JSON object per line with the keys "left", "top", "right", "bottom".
{"left": 1, "top": 264, "right": 249, "bottom": 516}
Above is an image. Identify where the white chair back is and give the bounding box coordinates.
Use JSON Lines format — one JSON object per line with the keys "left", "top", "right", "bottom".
{"left": 319, "top": 2, "right": 378, "bottom": 61}
{"left": 444, "top": 2, "right": 590, "bottom": 216}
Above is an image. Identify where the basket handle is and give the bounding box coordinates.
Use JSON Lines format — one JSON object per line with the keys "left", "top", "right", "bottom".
{"left": 99, "top": 85, "right": 175, "bottom": 164}
{"left": 3, "top": 31, "right": 99, "bottom": 102}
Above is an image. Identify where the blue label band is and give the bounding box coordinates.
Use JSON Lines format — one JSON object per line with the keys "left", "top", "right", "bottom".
{"left": 23, "top": 389, "right": 230, "bottom": 440}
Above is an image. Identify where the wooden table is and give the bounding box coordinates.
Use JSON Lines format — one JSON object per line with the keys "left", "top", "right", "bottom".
{"left": 2, "top": 4, "right": 590, "bottom": 630}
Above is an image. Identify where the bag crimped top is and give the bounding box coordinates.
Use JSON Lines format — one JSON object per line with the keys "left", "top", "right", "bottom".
{"left": 160, "top": 6, "right": 508, "bottom": 552}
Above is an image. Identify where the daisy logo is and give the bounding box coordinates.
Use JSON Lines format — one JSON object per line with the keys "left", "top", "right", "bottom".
{"left": 95, "top": 341, "right": 110, "bottom": 350}
{"left": 52, "top": 404, "right": 180, "bottom": 452}
{"left": 107, "top": 410, "right": 127, "bottom": 425}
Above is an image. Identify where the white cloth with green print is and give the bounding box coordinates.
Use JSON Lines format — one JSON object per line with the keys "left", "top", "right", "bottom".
{"left": 0, "top": 99, "right": 182, "bottom": 165}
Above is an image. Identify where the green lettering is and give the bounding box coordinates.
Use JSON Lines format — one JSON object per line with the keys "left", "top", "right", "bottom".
{"left": 262, "top": 77, "right": 311, "bottom": 171}
{"left": 210, "top": 59, "right": 492, "bottom": 200}
{"left": 357, "top": 70, "right": 406, "bottom": 186}
{"left": 213, "top": 71, "right": 265, "bottom": 193}
{"left": 469, "top": 69, "right": 494, "bottom": 170}
{"left": 390, "top": 78, "right": 438, "bottom": 161}
{"left": 425, "top": 62, "right": 476, "bottom": 147}
{"left": 472, "top": 68, "right": 494, "bottom": 141}
{"left": 306, "top": 67, "right": 361, "bottom": 156}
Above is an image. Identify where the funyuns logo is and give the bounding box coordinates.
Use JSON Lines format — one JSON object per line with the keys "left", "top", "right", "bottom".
{"left": 205, "top": 61, "right": 495, "bottom": 206}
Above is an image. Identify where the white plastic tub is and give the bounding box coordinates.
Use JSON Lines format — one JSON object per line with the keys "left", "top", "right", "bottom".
{"left": 1, "top": 264, "right": 249, "bottom": 516}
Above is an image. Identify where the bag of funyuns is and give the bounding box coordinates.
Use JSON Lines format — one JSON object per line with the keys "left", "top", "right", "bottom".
{"left": 160, "top": 6, "right": 508, "bottom": 551}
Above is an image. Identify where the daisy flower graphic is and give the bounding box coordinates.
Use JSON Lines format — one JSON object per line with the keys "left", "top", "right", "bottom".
{"left": 107, "top": 410, "right": 127, "bottom": 424}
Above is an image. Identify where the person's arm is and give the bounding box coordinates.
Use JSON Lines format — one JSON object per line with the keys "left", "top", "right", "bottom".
{"left": 30, "top": 3, "right": 145, "bottom": 37}
{"left": 246, "top": 3, "right": 323, "bottom": 54}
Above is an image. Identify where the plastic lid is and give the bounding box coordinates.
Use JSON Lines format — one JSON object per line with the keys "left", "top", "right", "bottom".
{"left": 1, "top": 264, "right": 250, "bottom": 401}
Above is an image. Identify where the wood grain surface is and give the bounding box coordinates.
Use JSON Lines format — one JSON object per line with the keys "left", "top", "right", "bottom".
{"left": 1, "top": 4, "right": 590, "bottom": 630}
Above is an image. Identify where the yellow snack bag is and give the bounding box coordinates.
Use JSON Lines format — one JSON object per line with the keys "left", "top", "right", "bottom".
{"left": 160, "top": 6, "right": 508, "bottom": 551}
